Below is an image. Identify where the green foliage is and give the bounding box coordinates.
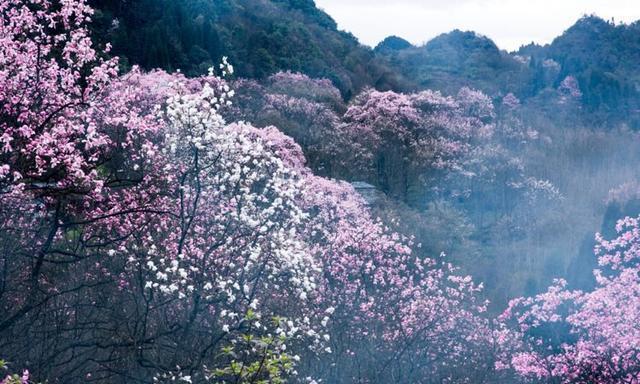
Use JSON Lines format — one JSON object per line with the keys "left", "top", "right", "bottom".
{"left": 376, "top": 30, "right": 526, "bottom": 96}
{"left": 209, "top": 311, "right": 296, "bottom": 384}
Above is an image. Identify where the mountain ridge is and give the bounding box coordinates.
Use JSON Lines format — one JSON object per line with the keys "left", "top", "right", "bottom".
{"left": 91, "top": 1, "right": 640, "bottom": 126}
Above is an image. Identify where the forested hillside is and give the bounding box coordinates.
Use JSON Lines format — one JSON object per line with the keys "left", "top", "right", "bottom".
{"left": 3, "top": 0, "right": 640, "bottom": 383}
{"left": 88, "top": 0, "right": 407, "bottom": 97}
{"left": 377, "top": 17, "right": 640, "bottom": 127}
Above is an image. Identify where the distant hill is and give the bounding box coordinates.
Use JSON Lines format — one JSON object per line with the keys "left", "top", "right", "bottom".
{"left": 375, "top": 30, "right": 528, "bottom": 96}
{"left": 375, "top": 16, "right": 640, "bottom": 127}
{"left": 89, "top": 0, "right": 407, "bottom": 97}
{"left": 522, "top": 16, "right": 640, "bottom": 122}
{"left": 374, "top": 35, "right": 414, "bottom": 53}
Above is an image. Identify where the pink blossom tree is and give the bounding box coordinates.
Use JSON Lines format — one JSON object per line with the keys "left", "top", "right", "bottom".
{"left": 558, "top": 75, "right": 583, "bottom": 99}
{"left": 497, "top": 215, "right": 640, "bottom": 383}
{"left": 0, "top": 0, "right": 164, "bottom": 334}
{"left": 332, "top": 87, "right": 495, "bottom": 202}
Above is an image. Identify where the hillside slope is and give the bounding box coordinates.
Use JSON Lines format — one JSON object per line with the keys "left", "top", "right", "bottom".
{"left": 89, "top": 0, "right": 408, "bottom": 97}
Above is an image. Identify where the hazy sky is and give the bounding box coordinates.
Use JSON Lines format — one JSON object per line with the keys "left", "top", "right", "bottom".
{"left": 314, "top": 0, "right": 640, "bottom": 51}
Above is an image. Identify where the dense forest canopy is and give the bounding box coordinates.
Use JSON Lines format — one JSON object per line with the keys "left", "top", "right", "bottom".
{"left": 2, "top": 0, "right": 640, "bottom": 383}
{"left": 88, "top": 0, "right": 405, "bottom": 98}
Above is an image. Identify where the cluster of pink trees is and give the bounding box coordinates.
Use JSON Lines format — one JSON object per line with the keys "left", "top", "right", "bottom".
{"left": 329, "top": 87, "right": 494, "bottom": 200}
{"left": 230, "top": 70, "right": 559, "bottom": 212}
{"left": 496, "top": 215, "right": 640, "bottom": 383}
{"left": 0, "top": 1, "right": 493, "bottom": 383}
{"left": 230, "top": 72, "right": 510, "bottom": 205}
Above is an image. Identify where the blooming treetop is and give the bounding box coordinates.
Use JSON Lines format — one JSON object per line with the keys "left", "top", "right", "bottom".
{"left": 497, "top": 215, "right": 640, "bottom": 383}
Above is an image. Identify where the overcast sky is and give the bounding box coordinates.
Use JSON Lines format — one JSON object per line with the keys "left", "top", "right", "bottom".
{"left": 313, "top": 0, "right": 640, "bottom": 51}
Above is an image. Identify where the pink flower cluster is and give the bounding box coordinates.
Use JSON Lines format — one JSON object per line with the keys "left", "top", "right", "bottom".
{"left": 497, "top": 216, "right": 640, "bottom": 383}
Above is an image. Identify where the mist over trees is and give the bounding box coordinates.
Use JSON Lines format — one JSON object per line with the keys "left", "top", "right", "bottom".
{"left": 2, "top": 0, "right": 640, "bottom": 383}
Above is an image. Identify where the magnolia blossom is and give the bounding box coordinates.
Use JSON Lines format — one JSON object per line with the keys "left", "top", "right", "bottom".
{"left": 497, "top": 215, "right": 640, "bottom": 383}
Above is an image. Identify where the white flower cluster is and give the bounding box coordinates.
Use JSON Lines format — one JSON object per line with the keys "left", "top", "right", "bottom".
{"left": 152, "top": 366, "right": 193, "bottom": 383}
{"left": 147, "top": 67, "right": 319, "bottom": 303}
{"left": 218, "top": 56, "right": 234, "bottom": 77}
{"left": 143, "top": 253, "right": 196, "bottom": 298}
{"left": 138, "top": 62, "right": 338, "bottom": 382}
